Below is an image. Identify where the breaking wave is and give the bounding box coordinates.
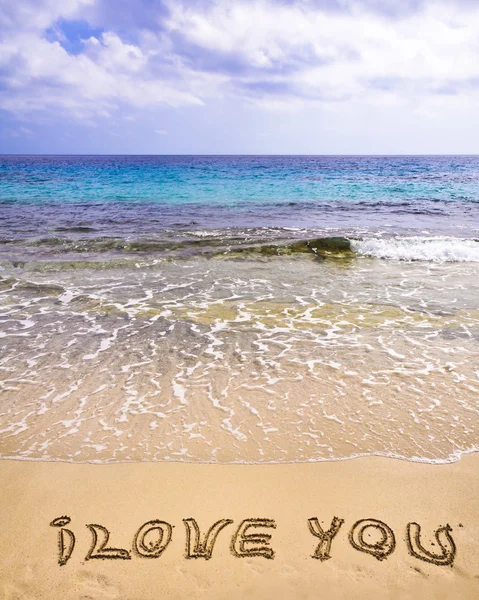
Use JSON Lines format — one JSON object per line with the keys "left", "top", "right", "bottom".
{"left": 4, "top": 232, "right": 479, "bottom": 266}
{"left": 352, "top": 237, "right": 479, "bottom": 262}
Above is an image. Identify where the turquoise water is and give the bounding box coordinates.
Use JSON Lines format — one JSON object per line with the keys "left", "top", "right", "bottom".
{"left": 2, "top": 155, "right": 479, "bottom": 205}
{"left": 1, "top": 155, "right": 479, "bottom": 241}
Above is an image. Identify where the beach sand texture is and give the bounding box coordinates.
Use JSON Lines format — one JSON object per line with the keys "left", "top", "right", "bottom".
{"left": 1, "top": 454, "right": 478, "bottom": 600}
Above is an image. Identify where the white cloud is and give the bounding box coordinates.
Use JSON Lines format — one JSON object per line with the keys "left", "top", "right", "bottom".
{"left": 0, "top": 1, "right": 203, "bottom": 121}
{"left": 2, "top": 0, "right": 479, "bottom": 127}
{"left": 163, "top": 0, "right": 479, "bottom": 105}
{"left": 0, "top": 0, "right": 92, "bottom": 32}
{"left": 154, "top": 129, "right": 168, "bottom": 135}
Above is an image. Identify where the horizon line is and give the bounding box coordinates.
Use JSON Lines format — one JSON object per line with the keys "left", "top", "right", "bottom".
{"left": 2, "top": 153, "right": 479, "bottom": 157}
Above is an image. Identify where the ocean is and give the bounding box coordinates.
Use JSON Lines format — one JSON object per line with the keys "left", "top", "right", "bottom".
{"left": 1, "top": 155, "right": 478, "bottom": 464}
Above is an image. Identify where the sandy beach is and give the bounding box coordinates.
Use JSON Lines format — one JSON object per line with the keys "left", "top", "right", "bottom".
{"left": 1, "top": 454, "right": 478, "bottom": 599}
{"left": 3, "top": 0, "right": 479, "bottom": 596}
{"left": 2, "top": 157, "right": 479, "bottom": 598}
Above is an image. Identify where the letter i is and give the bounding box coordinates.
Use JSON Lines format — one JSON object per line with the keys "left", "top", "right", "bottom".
{"left": 50, "top": 516, "right": 76, "bottom": 566}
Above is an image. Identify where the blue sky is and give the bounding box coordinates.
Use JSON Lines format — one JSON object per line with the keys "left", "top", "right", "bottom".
{"left": 1, "top": 0, "right": 479, "bottom": 154}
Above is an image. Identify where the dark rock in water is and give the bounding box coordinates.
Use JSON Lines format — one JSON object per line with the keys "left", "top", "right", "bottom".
{"left": 288, "top": 241, "right": 311, "bottom": 253}
{"left": 203, "top": 236, "right": 353, "bottom": 260}
{"left": 270, "top": 237, "right": 353, "bottom": 257}
{"left": 254, "top": 244, "right": 280, "bottom": 256}
{"left": 306, "top": 237, "right": 352, "bottom": 254}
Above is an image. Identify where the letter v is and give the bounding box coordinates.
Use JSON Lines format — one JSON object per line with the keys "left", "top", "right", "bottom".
{"left": 183, "top": 518, "right": 233, "bottom": 560}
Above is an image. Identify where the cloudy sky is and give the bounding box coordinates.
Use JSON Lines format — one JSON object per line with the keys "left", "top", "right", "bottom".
{"left": 1, "top": 0, "right": 478, "bottom": 154}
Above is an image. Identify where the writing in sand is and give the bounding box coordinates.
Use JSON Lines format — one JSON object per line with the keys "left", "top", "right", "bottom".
{"left": 51, "top": 515, "right": 457, "bottom": 568}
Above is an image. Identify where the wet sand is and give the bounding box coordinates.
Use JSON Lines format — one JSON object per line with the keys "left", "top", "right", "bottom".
{"left": 1, "top": 454, "right": 478, "bottom": 599}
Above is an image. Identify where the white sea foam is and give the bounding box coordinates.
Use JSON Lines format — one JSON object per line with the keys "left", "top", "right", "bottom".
{"left": 188, "top": 230, "right": 223, "bottom": 237}
{"left": 352, "top": 237, "right": 479, "bottom": 262}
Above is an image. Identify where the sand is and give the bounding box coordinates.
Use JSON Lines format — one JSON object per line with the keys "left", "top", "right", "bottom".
{"left": 1, "top": 455, "right": 478, "bottom": 599}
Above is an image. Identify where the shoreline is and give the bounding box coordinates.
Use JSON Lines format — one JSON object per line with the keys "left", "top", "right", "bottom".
{"left": 1, "top": 446, "right": 479, "bottom": 465}
{"left": 2, "top": 453, "right": 478, "bottom": 599}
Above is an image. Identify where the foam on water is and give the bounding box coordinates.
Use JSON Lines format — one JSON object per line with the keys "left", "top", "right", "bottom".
{"left": 1, "top": 251, "right": 478, "bottom": 465}
{"left": 352, "top": 237, "right": 479, "bottom": 262}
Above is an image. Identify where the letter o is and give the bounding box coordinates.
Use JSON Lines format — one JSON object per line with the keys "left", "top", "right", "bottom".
{"left": 349, "top": 518, "right": 395, "bottom": 561}
{"left": 133, "top": 520, "right": 173, "bottom": 558}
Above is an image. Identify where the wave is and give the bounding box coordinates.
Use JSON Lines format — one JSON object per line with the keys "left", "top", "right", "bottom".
{"left": 4, "top": 231, "right": 479, "bottom": 264}
{"left": 18, "top": 234, "right": 353, "bottom": 257}
{"left": 352, "top": 237, "right": 479, "bottom": 262}
{"left": 227, "top": 236, "right": 352, "bottom": 258}
{"left": 236, "top": 235, "right": 479, "bottom": 262}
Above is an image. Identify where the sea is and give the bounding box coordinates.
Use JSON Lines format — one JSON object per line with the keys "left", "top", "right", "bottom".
{"left": 1, "top": 155, "right": 478, "bottom": 464}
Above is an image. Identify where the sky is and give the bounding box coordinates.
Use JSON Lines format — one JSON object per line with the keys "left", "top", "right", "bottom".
{"left": 1, "top": 0, "right": 479, "bottom": 154}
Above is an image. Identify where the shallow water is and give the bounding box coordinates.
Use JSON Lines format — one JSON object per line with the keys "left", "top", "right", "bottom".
{"left": 1, "top": 251, "right": 478, "bottom": 463}
{"left": 1, "top": 156, "right": 478, "bottom": 463}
